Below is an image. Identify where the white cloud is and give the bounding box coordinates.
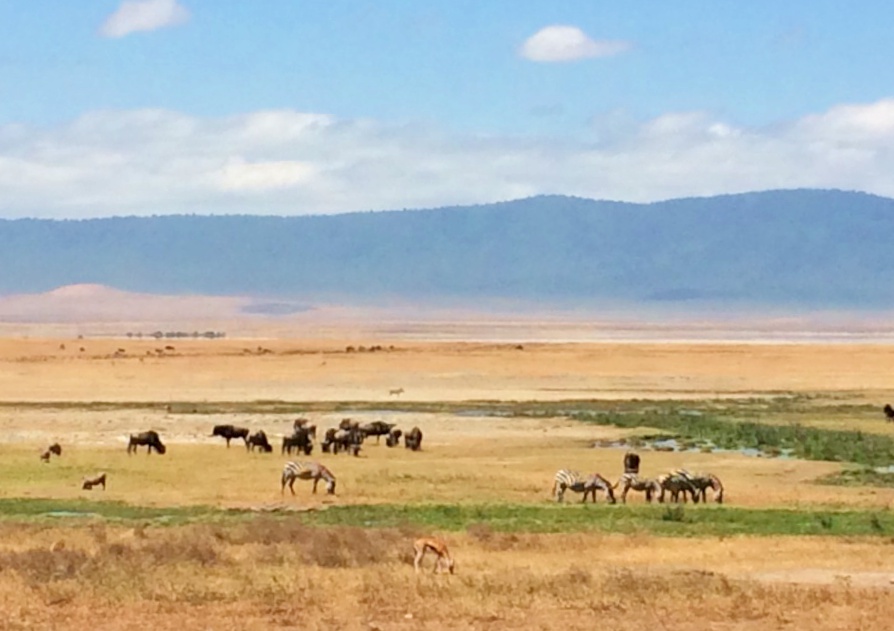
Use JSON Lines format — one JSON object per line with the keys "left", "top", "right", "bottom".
{"left": 520, "top": 25, "right": 631, "bottom": 62}
{"left": 100, "top": 0, "right": 190, "bottom": 38}
{"left": 3, "top": 100, "right": 894, "bottom": 218}
{"left": 217, "top": 158, "right": 320, "bottom": 192}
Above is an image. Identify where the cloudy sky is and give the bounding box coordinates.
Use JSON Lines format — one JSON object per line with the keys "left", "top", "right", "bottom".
{"left": 2, "top": 1, "right": 894, "bottom": 218}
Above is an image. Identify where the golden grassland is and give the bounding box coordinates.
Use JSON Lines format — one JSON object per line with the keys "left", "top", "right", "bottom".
{"left": 2, "top": 335, "right": 894, "bottom": 629}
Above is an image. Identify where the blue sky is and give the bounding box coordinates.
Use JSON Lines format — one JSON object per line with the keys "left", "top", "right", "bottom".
{"left": 2, "top": 1, "right": 894, "bottom": 218}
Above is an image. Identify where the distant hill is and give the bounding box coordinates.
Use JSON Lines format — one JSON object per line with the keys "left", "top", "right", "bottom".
{"left": 2, "top": 189, "right": 893, "bottom": 309}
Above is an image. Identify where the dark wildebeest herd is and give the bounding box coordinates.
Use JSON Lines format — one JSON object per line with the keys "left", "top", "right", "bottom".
{"left": 43, "top": 415, "right": 425, "bottom": 495}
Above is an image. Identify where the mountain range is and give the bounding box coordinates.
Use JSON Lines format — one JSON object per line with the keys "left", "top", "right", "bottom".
{"left": 2, "top": 189, "right": 891, "bottom": 310}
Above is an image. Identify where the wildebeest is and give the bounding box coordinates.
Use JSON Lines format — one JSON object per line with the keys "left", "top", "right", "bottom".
{"left": 885, "top": 404, "right": 894, "bottom": 422}
{"left": 246, "top": 430, "right": 273, "bottom": 453}
{"left": 623, "top": 450, "right": 641, "bottom": 474}
{"left": 321, "top": 428, "right": 338, "bottom": 453}
{"left": 210, "top": 424, "right": 250, "bottom": 448}
{"left": 405, "top": 426, "right": 423, "bottom": 451}
{"left": 332, "top": 427, "right": 364, "bottom": 456}
{"left": 82, "top": 472, "right": 107, "bottom": 490}
{"left": 282, "top": 427, "right": 314, "bottom": 456}
{"left": 127, "top": 431, "right": 166, "bottom": 455}
{"left": 385, "top": 428, "right": 403, "bottom": 447}
{"left": 360, "top": 421, "right": 396, "bottom": 444}
{"left": 40, "top": 443, "right": 63, "bottom": 462}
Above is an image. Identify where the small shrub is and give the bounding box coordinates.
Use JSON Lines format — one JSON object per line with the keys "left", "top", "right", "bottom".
{"left": 661, "top": 506, "right": 687, "bottom": 523}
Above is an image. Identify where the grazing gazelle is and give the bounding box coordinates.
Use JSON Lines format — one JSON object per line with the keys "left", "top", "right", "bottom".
{"left": 82, "top": 472, "right": 107, "bottom": 490}
{"left": 413, "top": 537, "right": 455, "bottom": 574}
{"left": 389, "top": 387, "right": 405, "bottom": 396}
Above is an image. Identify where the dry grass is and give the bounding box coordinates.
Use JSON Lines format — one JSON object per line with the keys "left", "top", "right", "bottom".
{"left": 3, "top": 337, "right": 894, "bottom": 402}
{"left": 1, "top": 334, "right": 894, "bottom": 628}
{"left": 0, "top": 523, "right": 891, "bottom": 630}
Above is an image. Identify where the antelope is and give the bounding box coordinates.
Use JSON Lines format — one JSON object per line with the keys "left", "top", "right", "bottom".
{"left": 413, "top": 537, "right": 455, "bottom": 574}
{"left": 82, "top": 473, "right": 107, "bottom": 490}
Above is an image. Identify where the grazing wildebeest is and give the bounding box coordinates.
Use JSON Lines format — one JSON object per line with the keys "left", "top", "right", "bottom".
{"left": 404, "top": 426, "right": 423, "bottom": 451}
{"left": 282, "top": 428, "right": 314, "bottom": 456}
{"left": 321, "top": 428, "right": 338, "bottom": 453}
{"left": 333, "top": 427, "right": 364, "bottom": 456}
{"left": 385, "top": 428, "right": 403, "bottom": 447}
{"left": 247, "top": 430, "right": 273, "bottom": 453}
{"left": 360, "top": 421, "right": 396, "bottom": 444}
{"left": 210, "top": 424, "right": 250, "bottom": 448}
{"left": 40, "top": 443, "right": 62, "bottom": 462}
{"left": 127, "top": 431, "right": 166, "bottom": 455}
{"left": 82, "top": 472, "right": 107, "bottom": 490}
{"left": 885, "top": 404, "right": 894, "bottom": 422}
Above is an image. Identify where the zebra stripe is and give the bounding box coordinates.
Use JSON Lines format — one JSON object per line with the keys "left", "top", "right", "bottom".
{"left": 552, "top": 470, "right": 615, "bottom": 503}
{"left": 281, "top": 461, "right": 337, "bottom": 495}
{"left": 552, "top": 469, "right": 583, "bottom": 502}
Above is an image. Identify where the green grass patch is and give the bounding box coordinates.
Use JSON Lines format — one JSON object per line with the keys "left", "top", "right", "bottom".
{"left": 297, "top": 502, "right": 894, "bottom": 537}
{"left": 0, "top": 498, "right": 227, "bottom": 524}
{"left": 574, "top": 409, "right": 894, "bottom": 466}
{"left": 0, "top": 498, "right": 892, "bottom": 537}
{"left": 816, "top": 468, "right": 894, "bottom": 488}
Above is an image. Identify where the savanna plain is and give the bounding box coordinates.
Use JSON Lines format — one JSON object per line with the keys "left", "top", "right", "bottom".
{"left": 2, "top": 328, "right": 894, "bottom": 630}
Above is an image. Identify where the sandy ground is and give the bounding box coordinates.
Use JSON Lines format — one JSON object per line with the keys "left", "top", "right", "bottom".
{"left": 2, "top": 337, "right": 894, "bottom": 402}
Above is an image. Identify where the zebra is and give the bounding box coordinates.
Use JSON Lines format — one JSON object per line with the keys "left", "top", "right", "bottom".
{"left": 657, "top": 470, "right": 701, "bottom": 504}
{"left": 614, "top": 473, "right": 661, "bottom": 503}
{"left": 281, "top": 461, "right": 337, "bottom": 495}
{"left": 552, "top": 469, "right": 616, "bottom": 503}
{"left": 685, "top": 471, "right": 724, "bottom": 504}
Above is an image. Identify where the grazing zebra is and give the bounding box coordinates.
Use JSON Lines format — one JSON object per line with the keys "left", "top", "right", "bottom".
{"left": 127, "top": 431, "right": 166, "bottom": 455}
{"left": 82, "top": 472, "right": 106, "bottom": 490}
{"left": 614, "top": 473, "right": 661, "bottom": 503}
{"left": 280, "top": 461, "right": 337, "bottom": 495}
{"left": 685, "top": 472, "right": 724, "bottom": 504}
{"left": 657, "top": 471, "right": 699, "bottom": 503}
{"left": 413, "top": 537, "right": 454, "bottom": 574}
{"left": 552, "top": 469, "right": 616, "bottom": 503}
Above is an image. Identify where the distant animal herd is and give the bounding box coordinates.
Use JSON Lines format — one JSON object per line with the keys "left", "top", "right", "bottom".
{"left": 46, "top": 398, "right": 894, "bottom": 523}
{"left": 552, "top": 450, "right": 725, "bottom": 506}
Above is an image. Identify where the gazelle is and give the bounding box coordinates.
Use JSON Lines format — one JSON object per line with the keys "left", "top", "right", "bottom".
{"left": 413, "top": 537, "right": 455, "bottom": 574}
